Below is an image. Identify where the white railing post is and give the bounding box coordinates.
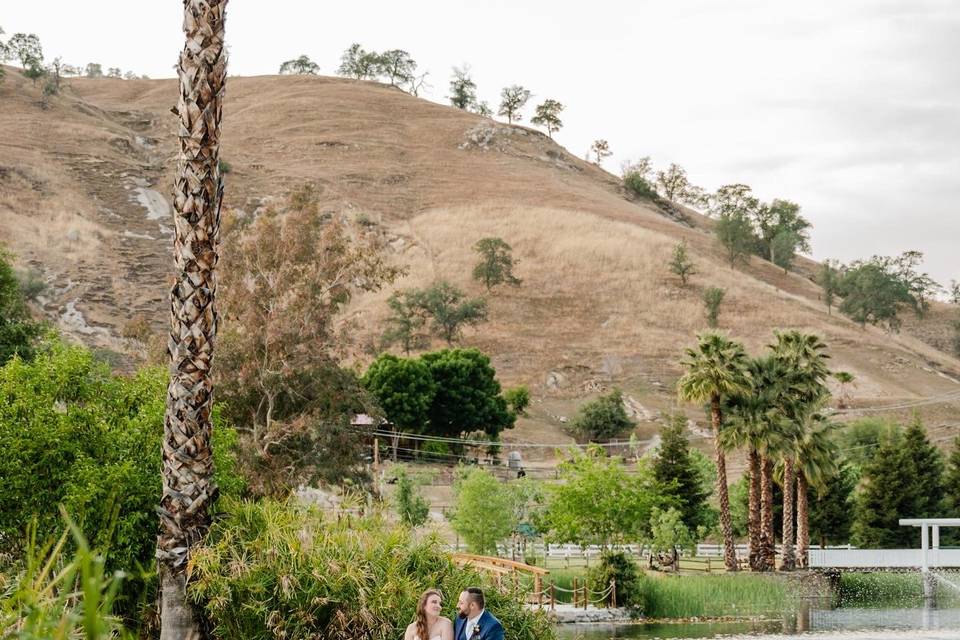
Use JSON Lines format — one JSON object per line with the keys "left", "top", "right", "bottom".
{"left": 921, "top": 523, "right": 929, "bottom": 572}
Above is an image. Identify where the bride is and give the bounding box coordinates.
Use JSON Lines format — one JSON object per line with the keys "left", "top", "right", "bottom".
{"left": 404, "top": 589, "right": 454, "bottom": 640}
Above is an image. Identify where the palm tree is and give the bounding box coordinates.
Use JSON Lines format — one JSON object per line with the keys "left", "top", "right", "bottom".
{"left": 833, "top": 371, "right": 855, "bottom": 409}
{"left": 794, "top": 418, "right": 838, "bottom": 568}
{"left": 158, "top": 1, "right": 228, "bottom": 638}
{"left": 678, "top": 332, "right": 751, "bottom": 571}
{"left": 769, "top": 331, "right": 831, "bottom": 571}
{"left": 720, "top": 356, "right": 783, "bottom": 571}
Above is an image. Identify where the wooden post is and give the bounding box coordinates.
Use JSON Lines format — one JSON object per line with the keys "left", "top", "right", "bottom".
{"left": 707, "top": 557, "right": 711, "bottom": 573}
{"left": 573, "top": 577, "right": 578, "bottom": 607}
{"left": 611, "top": 578, "right": 617, "bottom": 608}
{"left": 583, "top": 582, "right": 588, "bottom": 610}
{"left": 550, "top": 582, "right": 555, "bottom": 612}
{"left": 536, "top": 575, "right": 542, "bottom": 607}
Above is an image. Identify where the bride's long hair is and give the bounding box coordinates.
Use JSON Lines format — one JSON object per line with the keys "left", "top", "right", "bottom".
{"left": 415, "top": 589, "right": 442, "bottom": 640}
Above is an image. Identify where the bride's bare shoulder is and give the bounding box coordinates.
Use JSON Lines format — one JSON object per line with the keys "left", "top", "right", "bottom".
{"left": 403, "top": 622, "right": 416, "bottom": 639}
{"left": 439, "top": 616, "right": 454, "bottom": 628}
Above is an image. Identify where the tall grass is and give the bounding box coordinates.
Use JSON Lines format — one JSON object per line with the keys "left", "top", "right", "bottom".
{"left": 190, "top": 498, "right": 555, "bottom": 640}
{"left": 642, "top": 573, "right": 790, "bottom": 618}
{"left": 0, "top": 515, "right": 131, "bottom": 639}
{"left": 837, "top": 573, "right": 923, "bottom": 607}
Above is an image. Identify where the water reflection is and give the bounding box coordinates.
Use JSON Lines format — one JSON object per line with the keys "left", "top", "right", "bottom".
{"left": 554, "top": 606, "right": 960, "bottom": 639}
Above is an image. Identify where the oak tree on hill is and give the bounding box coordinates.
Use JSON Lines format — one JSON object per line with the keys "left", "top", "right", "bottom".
{"left": 448, "top": 65, "right": 477, "bottom": 110}
{"left": 498, "top": 84, "right": 531, "bottom": 123}
{"left": 590, "top": 139, "right": 612, "bottom": 166}
{"left": 472, "top": 237, "right": 521, "bottom": 291}
{"left": 279, "top": 54, "right": 320, "bottom": 75}
{"left": 84, "top": 62, "right": 103, "bottom": 78}
{"left": 381, "top": 290, "right": 429, "bottom": 355}
{"left": 338, "top": 43, "right": 380, "bottom": 80}
{"left": 378, "top": 49, "right": 417, "bottom": 87}
{"left": 417, "top": 281, "right": 488, "bottom": 345}
{"left": 753, "top": 199, "right": 811, "bottom": 271}
{"left": 668, "top": 240, "right": 696, "bottom": 286}
{"left": 703, "top": 287, "right": 725, "bottom": 327}
{"left": 6, "top": 32, "right": 42, "bottom": 68}
{"left": 531, "top": 99, "right": 563, "bottom": 138}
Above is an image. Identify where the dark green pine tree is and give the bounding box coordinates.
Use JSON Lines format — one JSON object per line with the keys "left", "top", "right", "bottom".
{"left": 808, "top": 463, "right": 857, "bottom": 548}
{"left": 901, "top": 413, "right": 945, "bottom": 517}
{"left": 941, "top": 436, "right": 960, "bottom": 545}
{"left": 653, "top": 414, "right": 711, "bottom": 532}
{"left": 852, "top": 433, "right": 919, "bottom": 548}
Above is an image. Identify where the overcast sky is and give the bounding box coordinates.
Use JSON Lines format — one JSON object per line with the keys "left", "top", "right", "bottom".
{"left": 5, "top": 1, "right": 958, "bottom": 286}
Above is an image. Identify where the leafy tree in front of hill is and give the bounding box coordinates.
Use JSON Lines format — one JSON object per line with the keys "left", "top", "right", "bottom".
{"left": 377, "top": 49, "right": 417, "bottom": 87}
{"left": 416, "top": 281, "right": 488, "bottom": 345}
{"left": 668, "top": 240, "right": 696, "bottom": 286}
{"left": 590, "top": 139, "right": 612, "bottom": 166}
{"left": 84, "top": 62, "right": 103, "bottom": 78}
{"left": 835, "top": 417, "right": 898, "bottom": 470}
{"left": 572, "top": 389, "right": 635, "bottom": 442}
{"left": 394, "top": 467, "right": 430, "bottom": 527}
{"left": 338, "top": 43, "right": 380, "bottom": 80}
{"left": 808, "top": 461, "right": 857, "bottom": 548}
{"left": 710, "top": 183, "right": 761, "bottom": 267}
{"left": 852, "top": 430, "right": 918, "bottom": 548}
{"left": 421, "top": 348, "right": 514, "bottom": 439}
{"left": 449, "top": 466, "right": 517, "bottom": 554}
{"left": 381, "top": 289, "right": 429, "bottom": 354}
{"left": 623, "top": 157, "right": 658, "bottom": 198}
{"left": 6, "top": 32, "right": 42, "bottom": 69}
{"left": 817, "top": 259, "right": 842, "bottom": 314}
{"left": 504, "top": 385, "right": 530, "bottom": 416}
{"left": 362, "top": 353, "right": 436, "bottom": 433}
{"left": 472, "top": 236, "right": 521, "bottom": 291}
{"left": 0, "top": 249, "right": 42, "bottom": 364}
{"left": 702, "top": 286, "right": 725, "bottom": 328}
{"left": 537, "top": 447, "right": 669, "bottom": 547}
{"left": 836, "top": 257, "right": 917, "bottom": 332}
{"left": 531, "top": 98, "right": 564, "bottom": 138}
{"left": 448, "top": 64, "right": 477, "bottom": 110}
{"left": 655, "top": 163, "right": 705, "bottom": 207}
{"left": 902, "top": 413, "right": 944, "bottom": 518}
{"left": 649, "top": 506, "right": 696, "bottom": 557}
{"left": 106, "top": 67, "right": 122, "bottom": 79}
{"left": 278, "top": 54, "right": 319, "bottom": 75}
{"left": 753, "top": 199, "right": 811, "bottom": 269}
{"left": 653, "top": 414, "right": 711, "bottom": 533}
{"left": 945, "top": 436, "right": 960, "bottom": 519}
{"left": 498, "top": 84, "right": 531, "bottom": 123}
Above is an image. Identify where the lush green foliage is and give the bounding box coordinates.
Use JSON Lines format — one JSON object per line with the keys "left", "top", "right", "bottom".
{"left": 623, "top": 171, "right": 658, "bottom": 199}
{"left": 421, "top": 348, "right": 514, "bottom": 438}
{"left": 571, "top": 389, "right": 635, "bottom": 441}
{"left": 587, "top": 552, "right": 645, "bottom": 609}
{"left": 0, "top": 341, "right": 243, "bottom": 615}
{"left": 1, "top": 519, "right": 132, "bottom": 639}
{"left": 702, "top": 286, "right": 725, "bottom": 328}
{"left": 649, "top": 507, "right": 696, "bottom": 555}
{"left": 837, "top": 573, "right": 923, "bottom": 607}
{"left": 537, "top": 448, "right": 670, "bottom": 547}
{"left": 531, "top": 99, "right": 564, "bottom": 137}
{"left": 190, "top": 499, "right": 556, "bottom": 640}
{"left": 0, "top": 250, "right": 42, "bottom": 364}
{"left": 448, "top": 467, "right": 517, "bottom": 554}
{"left": 363, "top": 353, "right": 436, "bottom": 431}
{"left": 643, "top": 574, "right": 789, "bottom": 618}
{"left": 652, "top": 415, "right": 711, "bottom": 532}
{"left": 448, "top": 65, "right": 478, "bottom": 109}
{"left": 394, "top": 467, "right": 430, "bottom": 527}
{"left": 808, "top": 462, "right": 857, "bottom": 547}
{"left": 419, "top": 281, "right": 488, "bottom": 344}
{"left": 472, "top": 237, "right": 521, "bottom": 291}
{"left": 381, "top": 289, "right": 429, "bottom": 354}
{"left": 837, "top": 259, "right": 916, "bottom": 331}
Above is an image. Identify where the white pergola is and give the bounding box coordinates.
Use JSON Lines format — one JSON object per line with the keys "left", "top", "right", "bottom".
{"left": 899, "top": 518, "right": 960, "bottom": 571}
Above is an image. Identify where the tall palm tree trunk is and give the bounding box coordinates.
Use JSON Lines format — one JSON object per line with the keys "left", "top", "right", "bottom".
{"left": 781, "top": 458, "right": 796, "bottom": 570}
{"left": 158, "top": 2, "right": 228, "bottom": 638}
{"left": 760, "top": 456, "right": 775, "bottom": 571}
{"left": 796, "top": 472, "right": 810, "bottom": 569}
{"left": 748, "top": 448, "right": 762, "bottom": 571}
{"left": 711, "top": 396, "right": 738, "bottom": 571}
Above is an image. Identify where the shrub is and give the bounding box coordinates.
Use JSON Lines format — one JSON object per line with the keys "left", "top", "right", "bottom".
{"left": 217, "top": 159, "right": 232, "bottom": 174}
{"left": 395, "top": 467, "right": 430, "bottom": 527}
{"left": 0, "top": 340, "right": 243, "bottom": 616}
{"left": 190, "top": 499, "right": 556, "bottom": 640}
{"left": 587, "top": 551, "right": 647, "bottom": 610}
{"left": 703, "top": 286, "right": 725, "bottom": 327}
{"left": 504, "top": 385, "right": 530, "bottom": 415}
{"left": 572, "top": 389, "right": 635, "bottom": 442}
{"left": 624, "top": 171, "right": 658, "bottom": 199}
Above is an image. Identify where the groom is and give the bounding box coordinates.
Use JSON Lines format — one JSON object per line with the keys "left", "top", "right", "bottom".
{"left": 454, "top": 587, "right": 504, "bottom": 640}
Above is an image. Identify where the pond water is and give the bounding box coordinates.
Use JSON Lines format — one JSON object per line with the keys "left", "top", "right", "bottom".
{"left": 554, "top": 606, "right": 960, "bottom": 639}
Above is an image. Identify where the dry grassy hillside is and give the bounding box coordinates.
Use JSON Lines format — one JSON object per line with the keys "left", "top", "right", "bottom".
{"left": 2, "top": 69, "right": 958, "bottom": 460}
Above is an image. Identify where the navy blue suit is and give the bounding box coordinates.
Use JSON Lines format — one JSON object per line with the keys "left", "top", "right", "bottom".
{"left": 454, "top": 610, "right": 504, "bottom": 640}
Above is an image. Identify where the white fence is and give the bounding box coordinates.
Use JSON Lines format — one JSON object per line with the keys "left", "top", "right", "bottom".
{"left": 809, "top": 548, "right": 960, "bottom": 569}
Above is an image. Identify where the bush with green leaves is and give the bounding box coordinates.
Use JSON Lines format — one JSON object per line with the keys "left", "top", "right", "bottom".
{"left": 587, "top": 551, "right": 648, "bottom": 610}
{"left": 702, "top": 286, "right": 725, "bottom": 328}
{"left": 649, "top": 506, "right": 696, "bottom": 556}
{"left": 572, "top": 389, "right": 635, "bottom": 442}
{"left": 624, "top": 171, "right": 658, "bottom": 199}
{"left": 448, "top": 466, "right": 517, "bottom": 554}
{"left": 190, "top": 498, "right": 555, "bottom": 640}
{"left": 0, "top": 249, "right": 43, "bottom": 364}
{"left": 394, "top": 467, "right": 430, "bottom": 527}
{"left": 504, "top": 385, "right": 530, "bottom": 415}
{"left": 0, "top": 340, "right": 243, "bottom": 615}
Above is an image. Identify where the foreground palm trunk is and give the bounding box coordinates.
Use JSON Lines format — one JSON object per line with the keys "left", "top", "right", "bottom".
{"left": 781, "top": 458, "right": 796, "bottom": 570}
{"left": 158, "top": 2, "right": 228, "bottom": 638}
{"left": 711, "top": 397, "right": 738, "bottom": 571}
{"left": 760, "top": 456, "right": 775, "bottom": 571}
{"left": 796, "top": 473, "right": 810, "bottom": 568}
{"left": 747, "top": 449, "right": 762, "bottom": 571}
